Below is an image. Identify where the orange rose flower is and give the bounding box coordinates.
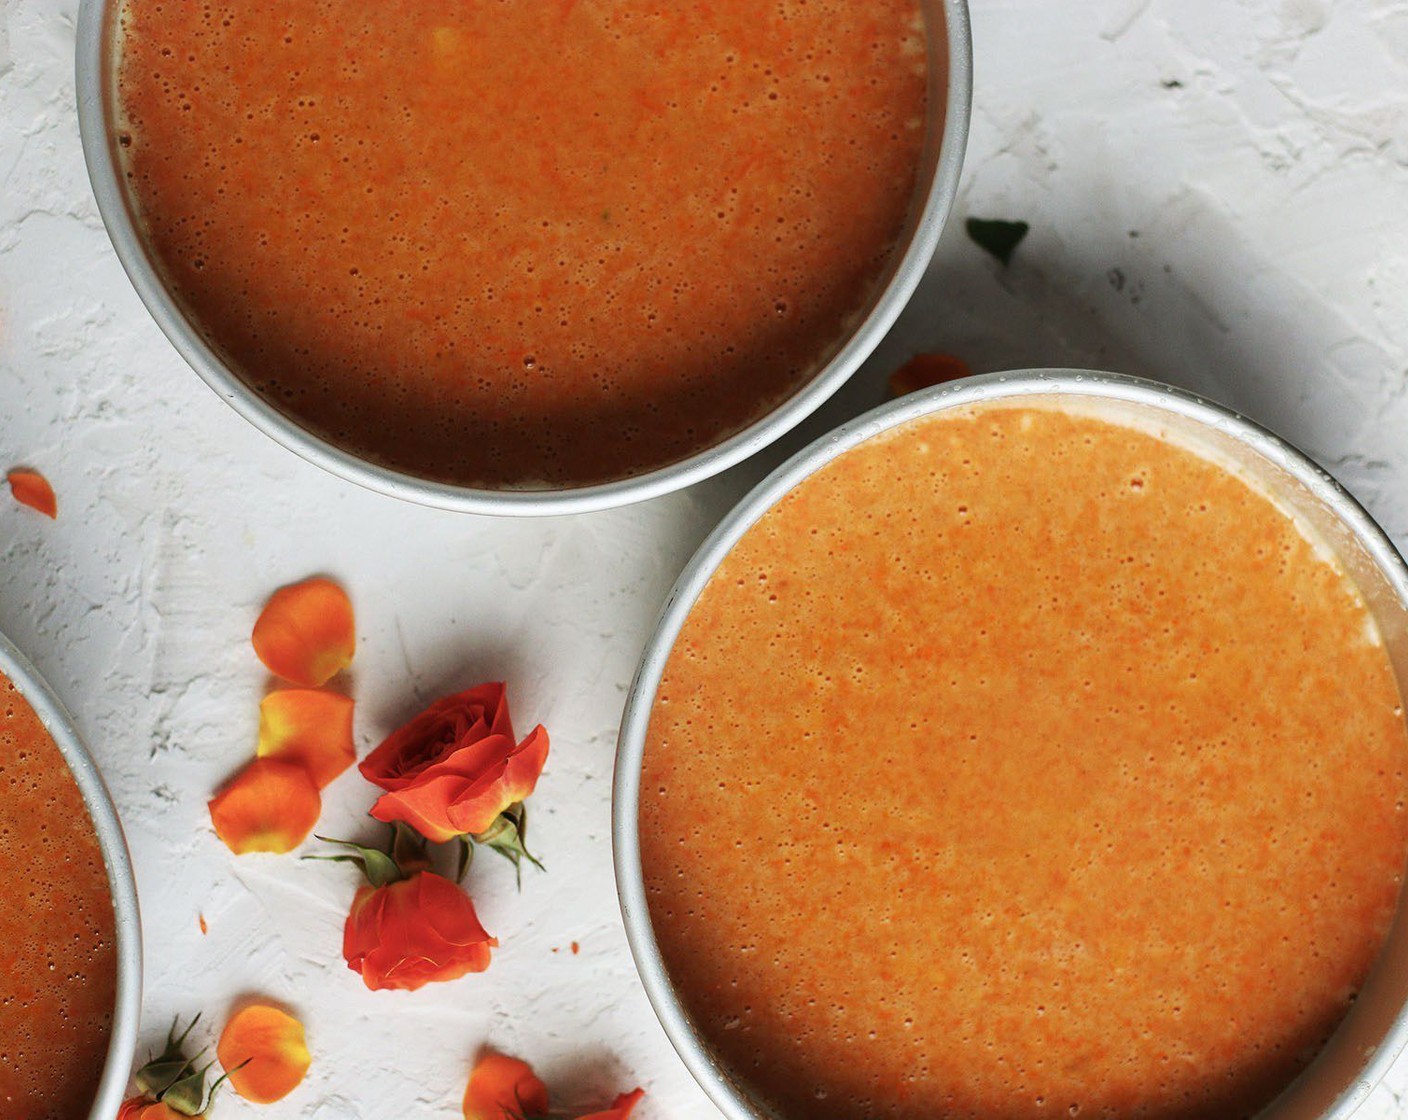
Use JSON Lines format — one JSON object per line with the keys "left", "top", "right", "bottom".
{"left": 578, "top": 1089, "right": 646, "bottom": 1120}
{"left": 463, "top": 1053, "right": 549, "bottom": 1120}
{"left": 463, "top": 1052, "right": 645, "bottom": 1120}
{"left": 359, "top": 683, "right": 548, "bottom": 845}
{"left": 118, "top": 1099, "right": 184, "bottom": 1120}
{"left": 343, "top": 870, "right": 497, "bottom": 991}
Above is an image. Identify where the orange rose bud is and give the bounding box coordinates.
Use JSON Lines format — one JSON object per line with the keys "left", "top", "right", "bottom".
{"left": 577, "top": 1089, "right": 646, "bottom": 1120}
{"left": 257, "top": 689, "right": 356, "bottom": 788}
{"left": 887, "top": 352, "right": 971, "bottom": 398}
{"left": 217, "top": 1004, "right": 311, "bottom": 1104}
{"left": 463, "top": 1053, "right": 550, "bottom": 1120}
{"left": 252, "top": 577, "right": 355, "bottom": 687}
{"left": 343, "top": 870, "right": 496, "bottom": 991}
{"left": 7, "top": 468, "right": 57, "bottom": 519}
{"left": 209, "top": 759, "right": 321, "bottom": 855}
{"left": 118, "top": 1098, "right": 184, "bottom": 1120}
{"left": 360, "top": 683, "right": 549, "bottom": 843}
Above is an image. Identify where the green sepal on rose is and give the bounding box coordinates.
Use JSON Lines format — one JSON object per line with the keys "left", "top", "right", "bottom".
{"left": 309, "top": 810, "right": 541, "bottom": 889}
{"left": 305, "top": 822, "right": 429, "bottom": 887}
{"left": 465, "top": 801, "right": 545, "bottom": 886}
{"left": 132, "top": 1014, "right": 200, "bottom": 1101}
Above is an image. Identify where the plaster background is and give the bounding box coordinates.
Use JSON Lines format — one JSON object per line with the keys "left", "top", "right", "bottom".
{"left": 2, "top": 0, "right": 1407, "bottom": 1116}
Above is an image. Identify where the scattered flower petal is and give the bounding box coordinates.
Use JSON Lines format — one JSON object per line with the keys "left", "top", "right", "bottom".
{"left": 361, "top": 683, "right": 549, "bottom": 843}
{"left": 217, "top": 1004, "right": 312, "bottom": 1104}
{"left": 7, "top": 468, "right": 56, "bottom": 519}
{"left": 887, "top": 353, "right": 971, "bottom": 398}
{"left": 576, "top": 1089, "right": 646, "bottom": 1120}
{"left": 209, "top": 759, "right": 321, "bottom": 855}
{"left": 252, "top": 577, "right": 355, "bottom": 687}
{"left": 463, "top": 1053, "right": 549, "bottom": 1120}
{"left": 257, "top": 689, "right": 356, "bottom": 788}
{"left": 343, "top": 870, "right": 496, "bottom": 991}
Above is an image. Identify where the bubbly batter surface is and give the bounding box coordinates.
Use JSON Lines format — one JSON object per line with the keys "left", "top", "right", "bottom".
{"left": 115, "top": 1, "right": 930, "bottom": 487}
{"left": 0, "top": 673, "right": 116, "bottom": 1120}
{"left": 642, "top": 405, "right": 1408, "bottom": 1120}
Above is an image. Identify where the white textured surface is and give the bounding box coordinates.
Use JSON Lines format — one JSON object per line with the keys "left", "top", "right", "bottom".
{"left": 2, "top": 0, "right": 1408, "bottom": 1117}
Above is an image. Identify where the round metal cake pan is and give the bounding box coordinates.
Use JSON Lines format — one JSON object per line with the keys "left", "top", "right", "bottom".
{"left": 614, "top": 369, "right": 1408, "bottom": 1120}
{"left": 75, "top": 0, "right": 972, "bottom": 516}
{"left": 0, "top": 631, "right": 141, "bottom": 1120}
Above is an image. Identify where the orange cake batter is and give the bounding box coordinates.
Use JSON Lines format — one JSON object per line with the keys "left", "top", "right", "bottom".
{"left": 0, "top": 673, "right": 116, "bottom": 1120}
{"left": 641, "top": 404, "right": 1408, "bottom": 1120}
{"left": 115, "top": 1, "right": 929, "bottom": 488}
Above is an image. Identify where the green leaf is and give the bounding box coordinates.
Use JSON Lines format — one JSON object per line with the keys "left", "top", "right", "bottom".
{"left": 965, "top": 217, "right": 1030, "bottom": 266}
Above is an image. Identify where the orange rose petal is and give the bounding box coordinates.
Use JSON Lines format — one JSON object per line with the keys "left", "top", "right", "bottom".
{"left": 576, "top": 1089, "right": 646, "bottom": 1120}
{"left": 208, "top": 759, "right": 321, "bottom": 855}
{"left": 495, "top": 724, "right": 550, "bottom": 811}
{"left": 7, "top": 468, "right": 57, "bottom": 519}
{"left": 887, "top": 352, "right": 971, "bottom": 398}
{"left": 367, "top": 779, "right": 468, "bottom": 844}
{"left": 464, "top": 1053, "right": 550, "bottom": 1120}
{"left": 217, "top": 1004, "right": 312, "bottom": 1105}
{"left": 257, "top": 689, "right": 356, "bottom": 788}
{"left": 252, "top": 577, "right": 355, "bottom": 687}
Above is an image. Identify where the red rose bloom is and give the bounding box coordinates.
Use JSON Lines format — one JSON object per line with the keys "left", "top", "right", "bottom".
{"left": 359, "top": 683, "right": 549, "bottom": 844}
{"left": 343, "top": 871, "right": 497, "bottom": 991}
